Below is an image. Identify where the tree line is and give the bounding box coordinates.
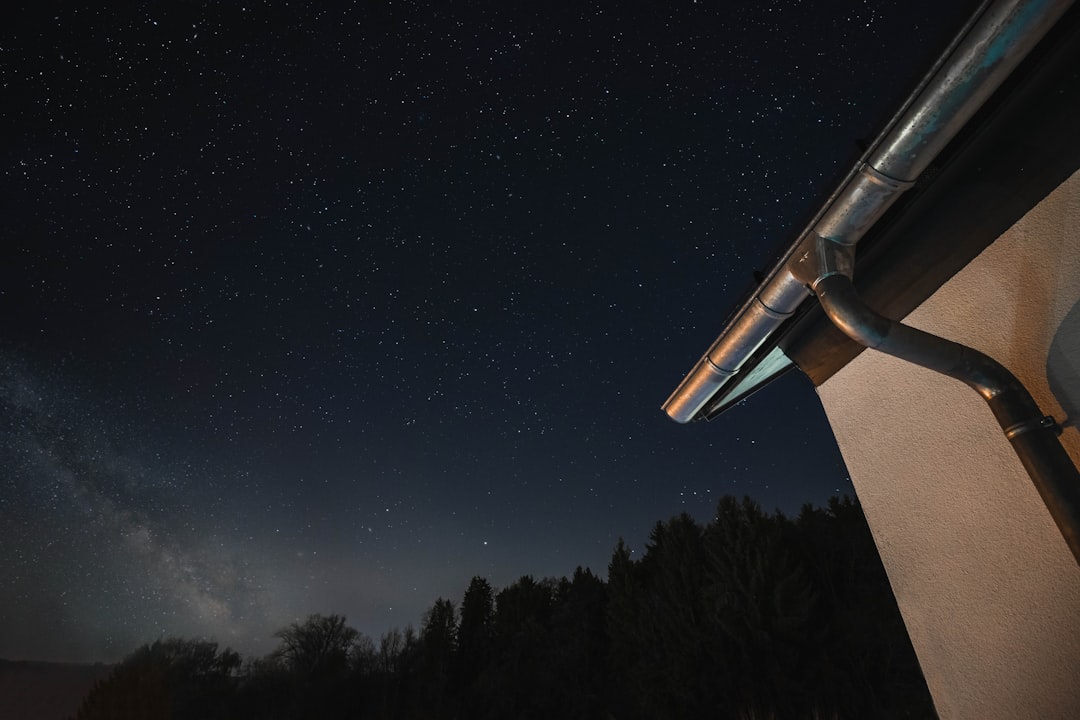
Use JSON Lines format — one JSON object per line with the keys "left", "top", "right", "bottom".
{"left": 73, "top": 495, "right": 935, "bottom": 719}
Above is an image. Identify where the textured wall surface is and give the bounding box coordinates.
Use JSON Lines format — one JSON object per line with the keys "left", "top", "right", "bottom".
{"left": 818, "top": 169, "right": 1080, "bottom": 719}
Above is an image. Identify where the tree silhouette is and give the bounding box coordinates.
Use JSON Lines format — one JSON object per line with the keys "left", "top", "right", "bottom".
{"left": 255, "top": 614, "right": 364, "bottom": 718}
{"left": 417, "top": 598, "right": 457, "bottom": 717}
{"left": 603, "top": 496, "right": 933, "bottom": 719}
{"left": 272, "top": 613, "right": 359, "bottom": 680}
{"left": 74, "top": 638, "right": 240, "bottom": 720}
{"left": 705, "top": 496, "right": 818, "bottom": 715}
{"left": 548, "top": 567, "right": 608, "bottom": 719}
{"left": 68, "top": 494, "right": 935, "bottom": 720}
{"left": 456, "top": 576, "right": 495, "bottom": 716}
{"left": 607, "top": 514, "right": 725, "bottom": 719}
{"left": 457, "top": 576, "right": 494, "bottom": 668}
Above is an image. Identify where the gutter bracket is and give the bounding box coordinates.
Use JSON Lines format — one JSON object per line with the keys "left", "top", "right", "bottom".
{"left": 1004, "top": 414, "right": 1064, "bottom": 439}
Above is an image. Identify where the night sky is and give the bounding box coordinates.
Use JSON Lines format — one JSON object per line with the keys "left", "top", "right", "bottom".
{"left": 2, "top": 1, "right": 976, "bottom": 663}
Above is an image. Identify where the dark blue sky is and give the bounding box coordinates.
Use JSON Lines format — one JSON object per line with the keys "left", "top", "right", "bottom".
{"left": 1, "top": 0, "right": 975, "bottom": 663}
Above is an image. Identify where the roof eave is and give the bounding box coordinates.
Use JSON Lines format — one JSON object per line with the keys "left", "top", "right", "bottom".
{"left": 663, "top": 0, "right": 1077, "bottom": 423}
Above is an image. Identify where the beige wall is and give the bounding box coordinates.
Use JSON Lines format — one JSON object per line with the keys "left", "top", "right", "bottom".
{"left": 818, "top": 169, "right": 1080, "bottom": 719}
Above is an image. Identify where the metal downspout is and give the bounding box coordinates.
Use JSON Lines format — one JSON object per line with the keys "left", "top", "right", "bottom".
{"left": 805, "top": 245, "right": 1080, "bottom": 566}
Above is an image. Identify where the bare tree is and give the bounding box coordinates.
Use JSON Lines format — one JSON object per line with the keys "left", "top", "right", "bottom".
{"left": 272, "top": 614, "right": 359, "bottom": 679}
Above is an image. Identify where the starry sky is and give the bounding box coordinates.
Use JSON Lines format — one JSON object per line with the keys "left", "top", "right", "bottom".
{"left": 1, "top": 1, "right": 977, "bottom": 663}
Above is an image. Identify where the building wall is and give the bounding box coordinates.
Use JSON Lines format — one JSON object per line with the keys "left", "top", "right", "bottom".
{"left": 817, "top": 169, "right": 1080, "bottom": 720}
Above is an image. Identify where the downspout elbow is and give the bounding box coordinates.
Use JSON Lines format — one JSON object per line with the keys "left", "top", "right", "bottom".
{"left": 813, "top": 274, "right": 892, "bottom": 350}
{"left": 815, "top": 274, "right": 1023, "bottom": 403}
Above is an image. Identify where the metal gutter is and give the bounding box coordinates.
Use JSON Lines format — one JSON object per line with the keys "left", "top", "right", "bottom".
{"left": 662, "top": 0, "right": 1074, "bottom": 424}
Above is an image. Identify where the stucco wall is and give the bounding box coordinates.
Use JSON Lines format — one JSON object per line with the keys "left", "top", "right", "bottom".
{"left": 817, "top": 169, "right": 1080, "bottom": 719}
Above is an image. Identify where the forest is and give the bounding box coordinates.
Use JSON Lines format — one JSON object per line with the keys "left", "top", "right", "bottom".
{"left": 72, "top": 496, "right": 935, "bottom": 719}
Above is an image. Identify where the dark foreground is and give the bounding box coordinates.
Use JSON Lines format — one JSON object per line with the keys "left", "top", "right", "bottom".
{"left": 69, "top": 496, "right": 935, "bottom": 719}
